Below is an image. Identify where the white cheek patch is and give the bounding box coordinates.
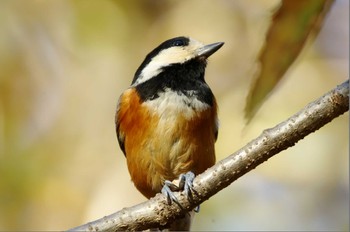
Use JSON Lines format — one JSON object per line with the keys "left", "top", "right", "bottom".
{"left": 143, "top": 88, "right": 210, "bottom": 119}
{"left": 133, "top": 38, "right": 204, "bottom": 86}
{"left": 133, "top": 60, "right": 163, "bottom": 86}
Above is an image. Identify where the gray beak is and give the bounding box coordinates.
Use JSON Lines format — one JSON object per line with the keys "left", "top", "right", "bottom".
{"left": 196, "top": 42, "right": 224, "bottom": 58}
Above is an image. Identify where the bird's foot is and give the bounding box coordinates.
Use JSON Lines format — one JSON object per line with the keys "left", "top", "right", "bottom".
{"left": 161, "top": 171, "right": 200, "bottom": 212}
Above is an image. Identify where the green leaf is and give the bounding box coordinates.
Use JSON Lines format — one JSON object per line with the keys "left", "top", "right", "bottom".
{"left": 244, "top": 0, "right": 334, "bottom": 123}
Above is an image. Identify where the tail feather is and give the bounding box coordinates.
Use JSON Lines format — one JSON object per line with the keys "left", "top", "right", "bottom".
{"left": 168, "top": 210, "right": 194, "bottom": 231}
{"left": 149, "top": 211, "right": 194, "bottom": 231}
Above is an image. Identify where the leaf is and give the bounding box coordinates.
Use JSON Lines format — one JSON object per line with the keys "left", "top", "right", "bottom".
{"left": 244, "top": 0, "right": 334, "bottom": 123}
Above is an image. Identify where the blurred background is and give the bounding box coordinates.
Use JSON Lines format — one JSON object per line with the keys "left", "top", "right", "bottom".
{"left": 0, "top": 0, "right": 348, "bottom": 230}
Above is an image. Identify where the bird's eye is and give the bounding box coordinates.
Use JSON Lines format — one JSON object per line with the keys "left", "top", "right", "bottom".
{"left": 173, "top": 39, "right": 185, "bottom": 47}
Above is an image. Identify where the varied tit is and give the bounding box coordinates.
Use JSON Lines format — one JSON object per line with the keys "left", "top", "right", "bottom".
{"left": 115, "top": 36, "right": 223, "bottom": 229}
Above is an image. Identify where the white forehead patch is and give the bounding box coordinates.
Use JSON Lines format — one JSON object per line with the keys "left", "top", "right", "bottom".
{"left": 133, "top": 38, "right": 204, "bottom": 86}
{"left": 143, "top": 88, "right": 210, "bottom": 119}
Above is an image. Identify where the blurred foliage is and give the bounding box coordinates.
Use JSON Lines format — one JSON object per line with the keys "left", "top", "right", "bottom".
{"left": 245, "top": 0, "right": 334, "bottom": 122}
{"left": 0, "top": 0, "right": 348, "bottom": 231}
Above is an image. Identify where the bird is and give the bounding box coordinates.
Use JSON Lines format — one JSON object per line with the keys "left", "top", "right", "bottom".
{"left": 115, "top": 36, "right": 223, "bottom": 230}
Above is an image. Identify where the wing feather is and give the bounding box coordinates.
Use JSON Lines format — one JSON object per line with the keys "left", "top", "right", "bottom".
{"left": 115, "top": 94, "right": 126, "bottom": 156}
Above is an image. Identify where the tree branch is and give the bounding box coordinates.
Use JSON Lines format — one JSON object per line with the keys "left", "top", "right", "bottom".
{"left": 68, "top": 80, "right": 349, "bottom": 231}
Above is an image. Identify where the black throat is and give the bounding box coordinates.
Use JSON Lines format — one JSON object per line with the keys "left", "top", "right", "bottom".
{"left": 135, "top": 59, "right": 214, "bottom": 106}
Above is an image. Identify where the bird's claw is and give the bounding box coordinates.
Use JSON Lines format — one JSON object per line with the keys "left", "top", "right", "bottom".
{"left": 161, "top": 180, "right": 180, "bottom": 205}
{"left": 161, "top": 171, "right": 200, "bottom": 212}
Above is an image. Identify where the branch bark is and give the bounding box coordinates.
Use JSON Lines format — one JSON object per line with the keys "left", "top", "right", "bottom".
{"left": 68, "top": 80, "right": 349, "bottom": 231}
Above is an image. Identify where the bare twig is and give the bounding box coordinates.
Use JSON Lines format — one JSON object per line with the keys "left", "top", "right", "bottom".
{"left": 68, "top": 80, "right": 349, "bottom": 231}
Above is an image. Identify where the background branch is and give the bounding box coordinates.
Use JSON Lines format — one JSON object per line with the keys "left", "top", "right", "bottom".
{"left": 68, "top": 80, "right": 349, "bottom": 231}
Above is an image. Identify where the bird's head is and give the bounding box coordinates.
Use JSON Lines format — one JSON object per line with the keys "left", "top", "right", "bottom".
{"left": 132, "top": 36, "right": 224, "bottom": 86}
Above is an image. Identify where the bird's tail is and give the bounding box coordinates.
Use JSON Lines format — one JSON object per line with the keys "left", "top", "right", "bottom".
{"left": 168, "top": 210, "right": 195, "bottom": 231}
{"left": 149, "top": 211, "right": 194, "bottom": 231}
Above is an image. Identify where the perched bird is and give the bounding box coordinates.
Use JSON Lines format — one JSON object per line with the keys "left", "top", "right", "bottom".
{"left": 115, "top": 36, "right": 223, "bottom": 230}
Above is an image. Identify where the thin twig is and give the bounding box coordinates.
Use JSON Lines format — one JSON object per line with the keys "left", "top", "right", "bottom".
{"left": 68, "top": 80, "right": 349, "bottom": 231}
